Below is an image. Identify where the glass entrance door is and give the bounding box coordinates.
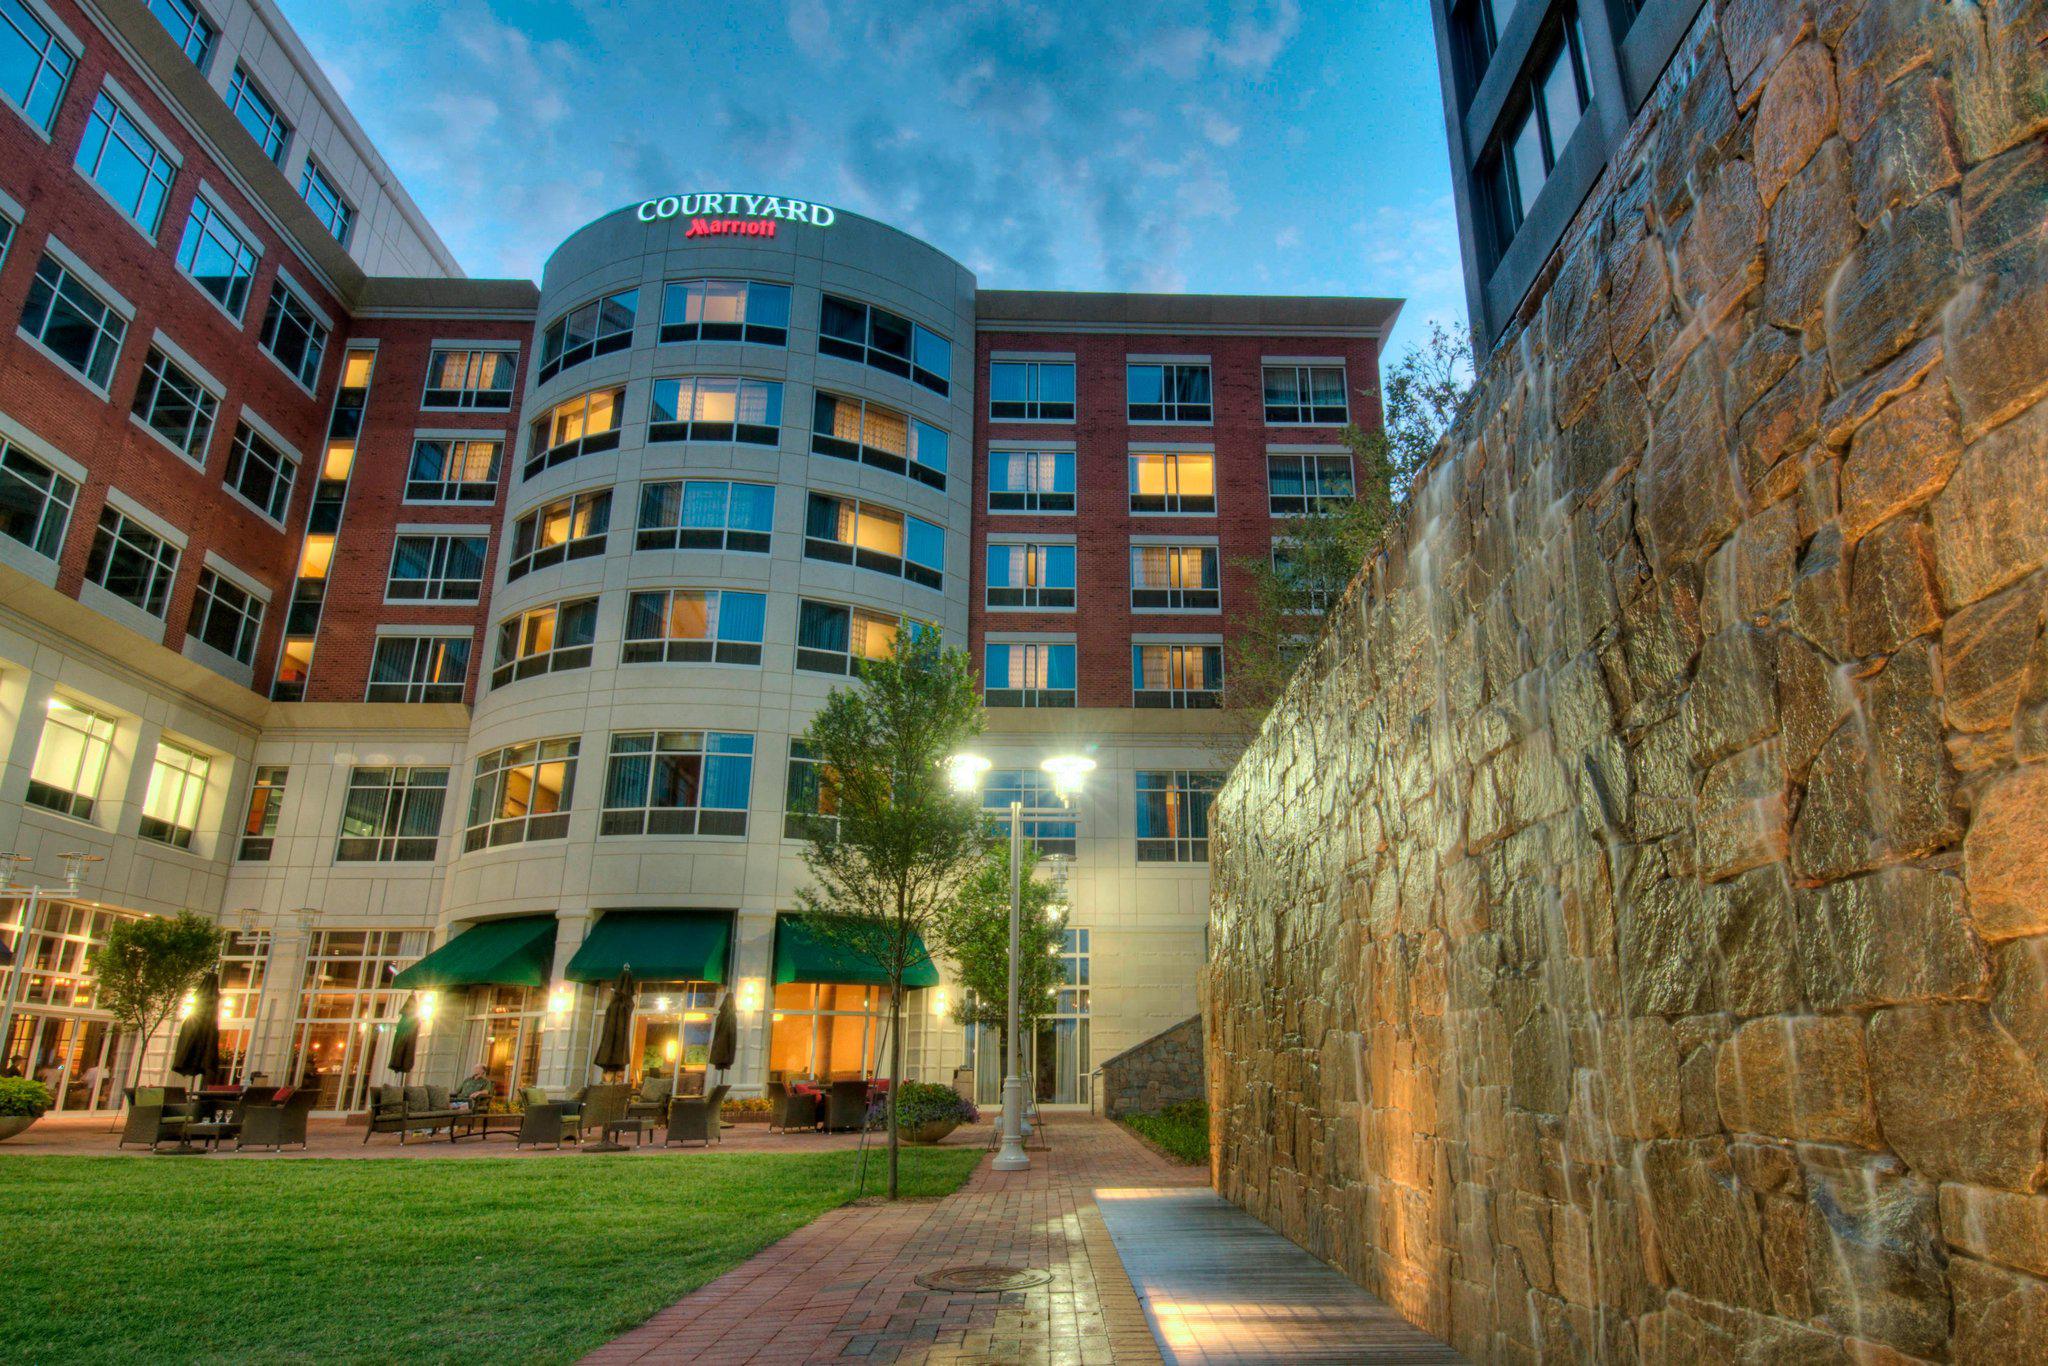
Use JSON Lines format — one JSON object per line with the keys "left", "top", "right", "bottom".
{"left": 1, "top": 1013, "right": 129, "bottom": 1111}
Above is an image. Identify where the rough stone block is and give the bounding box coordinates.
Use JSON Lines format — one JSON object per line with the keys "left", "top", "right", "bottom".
{"left": 1708, "top": 866, "right": 1804, "bottom": 1016}
{"left": 1943, "top": 575, "right": 2045, "bottom": 732}
{"left": 1686, "top": 621, "right": 1780, "bottom": 765}
{"left": 1938, "top": 1184, "right": 2048, "bottom": 1278}
{"left": 1963, "top": 763, "right": 2048, "bottom": 940}
{"left": 1826, "top": 194, "right": 1957, "bottom": 383}
{"left": 1635, "top": 1139, "right": 1774, "bottom": 1313}
{"left": 1777, "top": 629, "right": 1852, "bottom": 777}
{"left": 1949, "top": 0, "right": 2048, "bottom": 163}
{"left": 1848, "top": 516, "right": 1942, "bottom": 657}
{"left": 1990, "top": 938, "right": 2048, "bottom": 1092}
{"left": 1869, "top": 1005, "right": 2048, "bottom": 1191}
{"left": 1852, "top": 71, "right": 1961, "bottom": 225}
{"left": 1755, "top": 41, "right": 1838, "bottom": 204}
{"left": 1802, "top": 1154, "right": 1950, "bottom": 1359}
{"left": 1765, "top": 139, "right": 1861, "bottom": 335}
{"left": 1931, "top": 397, "right": 2048, "bottom": 609}
{"left": 1696, "top": 742, "right": 1790, "bottom": 881}
{"left": 1641, "top": 352, "right": 1747, "bottom": 571}
{"left": 1949, "top": 1255, "right": 2048, "bottom": 1365}
{"left": 1839, "top": 379, "right": 1962, "bottom": 542}
{"left": 1797, "top": 868, "right": 1987, "bottom": 1011}
{"left": 1716, "top": 1015, "right": 1880, "bottom": 1146}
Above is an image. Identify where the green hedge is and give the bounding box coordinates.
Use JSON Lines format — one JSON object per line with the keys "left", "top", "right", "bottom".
{"left": 1120, "top": 1098, "right": 1208, "bottom": 1165}
{"left": 0, "top": 1079, "right": 52, "bottom": 1118}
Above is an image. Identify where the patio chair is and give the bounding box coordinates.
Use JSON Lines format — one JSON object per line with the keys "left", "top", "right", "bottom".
{"left": 580, "top": 1083, "right": 642, "bottom": 1147}
{"left": 628, "top": 1075, "right": 673, "bottom": 1125}
{"left": 765, "top": 1081, "right": 817, "bottom": 1134}
{"left": 362, "top": 1084, "right": 460, "bottom": 1144}
{"left": 824, "top": 1080, "right": 869, "bottom": 1132}
{"left": 118, "top": 1087, "right": 194, "bottom": 1150}
{"left": 665, "top": 1084, "right": 730, "bottom": 1147}
{"left": 237, "top": 1087, "right": 318, "bottom": 1151}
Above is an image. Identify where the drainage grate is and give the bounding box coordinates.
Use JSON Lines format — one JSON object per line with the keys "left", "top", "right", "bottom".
{"left": 915, "top": 1265, "right": 1052, "bottom": 1293}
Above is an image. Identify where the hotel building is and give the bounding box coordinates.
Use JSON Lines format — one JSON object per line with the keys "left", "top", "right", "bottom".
{"left": 0, "top": 0, "right": 1397, "bottom": 1114}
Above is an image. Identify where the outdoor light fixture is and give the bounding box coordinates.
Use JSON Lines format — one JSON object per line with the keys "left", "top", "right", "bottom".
{"left": 179, "top": 989, "right": 196, "bottom": 1020}
{"left": 418, "top": 991, "right": 437, "bottom": 1021}
{"left": 655, "top": 995, "right": 670, "bottom": 1012}
{"left": 946, "top": 752, "right": 992, "bottom": 793}
{"left": 664, "top": 1040, "right": 679, "bottom": 1062}
{"left": 932, "top": 988, "right": 949, "bottom": 1015}
{"left": 1039, "top": 754, "right": 1096, "bottom": 802}
{"left": 738, "top": 978, "right": 762, "bottom": 1012}
{"left": 547, "top": 985, "right": 571, "bottom": 1017}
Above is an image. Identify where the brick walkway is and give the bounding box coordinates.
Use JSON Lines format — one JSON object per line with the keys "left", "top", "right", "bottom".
{"left": 587, "top": 1114, "right": 1205, "bottom": 1365}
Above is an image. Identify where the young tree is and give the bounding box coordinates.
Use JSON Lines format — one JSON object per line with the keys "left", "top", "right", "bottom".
{"left": 1226, "top": 322, "right": 1474, "bottom": 723}
{"left": 795, "top": 628, "right": 992, "bottom": 1198}
{"left": 942, "top": 849, "right": 1066, "bottom": 1081}
{"left": 88, "top": 910, "right": 223, "bottom": 1100}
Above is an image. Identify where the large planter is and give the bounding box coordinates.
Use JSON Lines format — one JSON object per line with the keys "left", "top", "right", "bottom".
{"left": 902, "top": 1119, "right": 959, "bottom": 1145}
{"left": 0, "top": 1115, "right": 41, "bottom": 1142}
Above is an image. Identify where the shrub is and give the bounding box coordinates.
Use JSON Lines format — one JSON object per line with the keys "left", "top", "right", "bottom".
{"left": 0, "top": 1078, "right": 53, "bottom": 1118}
{"left": 891, "top": 1081, "right": 977, "bottom": 1130}
{"left": 1121, "top": 1098, "right": 1208, "bottom": 1165}
{"left": 722, "top": 1096, "right": 772, "bottom": 1118}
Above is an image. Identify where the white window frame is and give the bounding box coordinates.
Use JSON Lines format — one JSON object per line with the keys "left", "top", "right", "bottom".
{"left": 404, "top": 431, "right": 503, "bottom": 505}
{"left": 421, "top": 343, "right": 519, "bottom": 411}
{"left": 129, "top": 335, "right": 223, "bottom": 467}
{"left": 1128, "top": 445, "right": 1218, "bottom": 516}
{"left": 185, "top": 550, "right": 269, "bottom": 669}
{"left": 0, "top": 0, "right": 79, "bottom": 141}
{"left": 297, "top": 155, "right": 353, "bottom": 246}
{"left": 174, "top": 183, "right": 261, "bottom": 324}
{"left": 985, "top": 537, "right": 1077, "bottom": 611}
{"left": 506, "top": 486, "right": 610, "bottom": 581}
{"left": 1126, "top": 356, "right": 1214, "bottom": 425}
{"left": 1266, "top": 445, "right": 1356, "bottom": 517}
{"left": 491, "top": 597, "right": 598, "bottom": 688}
{"left": 26, "top": 695, "right": 117, "bottom": 822}
{"left": 224, "top": 62, "right": 289, "bottom": 163}
{"left": 385, "top": 527, "right": 489, "bottom": 605}
{"left": 221, "top": 409, "right": 302, "bottom": 527}
{"left": 0, "top": 410, "right": 82, "bottom": 579}
{"left": 1129, "top": 537, "right": 1222, "bottom": 614}
{"left": 986, "top": 443, "right": 1076, "bottom": 514}
{"left": 987, "top": 353, "right": 1077, "bottom": 423}
{"left": 257, "top": 269, "right": 330, "bottom": 394}
{"left": 18, "top": 239, "right": 134, "bottom": 397}
{"left": 138, "top": 737, "right": 211, "bottom": 850}
{"left": 982, "top": 633, "right": 1077, "bottom": 709}
{"left": 1261, "top": 358, "right": 1350, "bottom": 426}
{"left": 367, "top": 631, "right": 472, "bottom": 703}
{"left": 72, "top": 77, "right": 181, "bottom": 242}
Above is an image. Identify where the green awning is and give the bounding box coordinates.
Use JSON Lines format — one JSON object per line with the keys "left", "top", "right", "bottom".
{"left": 565, "top": 911, "right": 732, "bottom": 984}
{"left": 772, "top": 914, "right": 942, "bottom": 988}
{"left": 392, "top": 915, "right": 557, "bottom": 991}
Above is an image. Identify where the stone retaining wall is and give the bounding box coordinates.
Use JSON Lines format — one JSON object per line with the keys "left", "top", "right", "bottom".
{"left": 1205, "top": 1, "right": 2048, "bottom": 1360}
{"left": 1097, "top": 1015, "right": 1205, "bottom": 1119}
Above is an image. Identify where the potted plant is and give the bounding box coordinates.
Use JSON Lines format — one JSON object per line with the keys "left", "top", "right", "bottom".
{"left": 892, "top": 1080, "right": 978, "bottom": 1145}
{"left": 0, "top": 1078, "right": 53, "bottom": 1141}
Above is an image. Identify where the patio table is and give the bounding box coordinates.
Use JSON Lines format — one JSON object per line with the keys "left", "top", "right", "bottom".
{"left": 450, "top": 1111, "right": 522, "bottom": 1143}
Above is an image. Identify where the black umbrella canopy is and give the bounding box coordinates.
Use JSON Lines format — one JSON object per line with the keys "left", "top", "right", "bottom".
{"left": 386, "top": 995, "right": 420, "bottom": 1078}
{"left": 709, "top": 990, "right": 738, "bottom": 1071}
{"left": 169, "top": 970, "right": 222, "bottom": 1084}
{"left": 591, "top": 969, "right": 636, "bottom": 1075}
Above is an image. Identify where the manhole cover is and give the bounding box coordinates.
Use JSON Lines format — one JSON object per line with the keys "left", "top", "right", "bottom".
{"left": 915, "top": 1265, "right": 1052, "bottom": 1293}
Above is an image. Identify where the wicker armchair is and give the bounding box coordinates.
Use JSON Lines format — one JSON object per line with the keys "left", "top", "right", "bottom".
{"left": 238, "top": 1088, "right": 318, "bottom": 1151}
{"left": 765, "top": 1081, "right": 817, "bottom": 1134}
{"left": 665, "top": 1084, "right": 730, "bottom": 1147}
{"left": 824, "top": 1080, "right": 870, "bottom": 1132}
{"left": 118, "top": 1087, "right": 193, "bottom": 1150}
{"left": 628, "top": 1075, "right": 673, "bottom": 1125}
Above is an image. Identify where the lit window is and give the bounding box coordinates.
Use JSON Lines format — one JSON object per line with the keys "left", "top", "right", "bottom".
{"left": 526, "top": 387, "right": 623, "bottom": 478}
{"left": 422, "top": 348, "right": 516, "bottom": 410}
{"left": 989, "top": 360, "right": 1075, "bottom": 421}
{"left": 139, "top": 740, "right": 210, "bottom": 848}
{"left": 987, "top": 449, "right": 1075, "bottom": 513}
{"left": 75, "top": 90, "right": 176, "bottom": 235}
{"left": 464, "top": 739, "right": 578, "bottom": 851}
{"left": 635, "top": 479, "right": 772, "bottom": 553}
{"left": 177, "top": 197, "right": 258, "bottom": 318}
{"left": 84, "top": 505, "right": 178, "bottom": 616}
{"left": 298, "top": 158, "right": 353, "bottom": 246}
{"left": 1485, "top": 18, "right": 1590, "bottom": 250}
{"left": 386, "top": 532, "right": 487, "bottom": 602}
{"left": 187, "top": 567, "right": 263, "bottom": 664}
{"left": 984, "top": 642, "right": 1075, "bottom": 708}
{"left": 238, "top": 764, "right": 287, "bottom": 860}
{"left": 26, "top": 698, "right": 116, "bottom": 821}
{"left": 225, "top": 64, "right": 288, "bottom": 163}
{"left": 131, "top": 348, "right": 219, "bottom": 463}
{"left": 367, "top": 635, "right": 471, "bottom": 702}
{"left": 1130, "top": 545, "right": 1220, "bottom": 611}
{"left": 1267, "top": 453, "right": 1354, "bottom": 515}
{"left": 491, "top": 598, "right": 597, "bottom": 688}
{"left": 0, "top": 0, "right": 74, "bottom": 134}
{"left": 810, "top": 391, "right": 946, "bottom": 490}
{"left": 507, "top": 488, "right": 609, "bottom": 580}
{"left": 600, "top": 731, "right": 754, "bottom": 837}
{"left": 258, "top": 277, "right": 328, "bottom": 389}
{"left": 649, "top": 376, "right": 781, "bottom": 446}
{"left": 659, "top": 278, "right": 789, "bottom": 345}
{"left": 1127, "top": 362, "right": 1212, "bottom": 423}
{"left": 1129, "top": 450, "right": 1215, "bottom": 514}
{"left": 623, "top": 588, "right": 765, "bottom": 666}
{"left": 818, "top": 293, "right": 949, "bottom": 395}
{"left": 804, "top": 493, "right": 943, "bottom": 590}
{"left": 1262, "top": 365, "right": 1349, "bottom": 424}
{"left": 539, "top": 288, "right": 636, "bottom": 382}
{"left": 336, "top": 766, "right": 447, "bottom": 862}
{"left": 20, "top": 254, "right": 128, "bottom": 390}
{"left": 405, "top": 437, "right": 500, "bottom": 503}
{"left": 795, "top": 600, "right": 921, "bottom": 676}
{"left": 144, "top": 0, "right": 214, "bottom": 70}
{"left": 271, "top": 637, "right": 312, "bottom": 701}
{"left": 980, "top": 770, "right": 1076, "bottom": 855}
{"left": 782, "top": 739, "right": 839, "bottom": 841}
{"left": 985, "top": 542, "right": 1075, "bottom": 609}
{"left": 0, "top": 439, "right": 78, "bottom": 560}
{"left": 1132, "top": 643, "right": 1223, "bottom": 709}
{"left": 223, "top": 422, "right": 298, "bottom": 522}
{"left": 1136, "top": 771, "right": 1221, "bottom": 862}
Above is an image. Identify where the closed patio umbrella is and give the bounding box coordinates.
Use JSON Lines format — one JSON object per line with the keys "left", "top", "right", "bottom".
{"left": 709, "top": 990, "right": 738, "bottom": 1073}
{"left": 591, "top": 969, "right": 636, "bottom": 1078}
{"left": 386, "top": 995, "right": 420, "bottom": 1080}
{"left": 169, "top": 970, "right": 222, "bottom": 1086}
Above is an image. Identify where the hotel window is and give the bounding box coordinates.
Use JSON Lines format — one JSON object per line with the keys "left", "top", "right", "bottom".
{"left": 600, "top": 730, "right": 754, "bottom": 837}
{"left": 984, "top": 642, "right": 1075, "bottom": 708}
{"left": 769, "top": 980, "right": 894, "bottom": 1082}
{"left": 491, "top": 597, "right": 597, "bottom": 687}
{"left": 145, "top": 0, "right": 214, "bottom": 70}
{"left": 1127, "top": 362, "right": 1212, "bottom": 423}
{"left": 986, "top": 542, "right": 1075, "bottom": 609}
{"left": 0, "top": 208, "right": 13, "bottom": 267}
{"left": 987, "top": 449, "right": 1074, "bottom": 513}
{"left": 989, "top": 360, "right": 1075, "bottom": 421}
{"left": 1272, "top": 542, "right": 1338, "bottom": 613}
{"left": 75, "top": 90, "right": 176, "bottom": 236}
{"left": 539, "top": 288, "right": 637, "bottom": 382}
{"left": 176, "top": 196, "right": 258, "bottom": 319}
{"left": 810, "top": 392, "right": 946, "bottom": 490}
{"left": 26, "top": 698, "right": 116, "bottom": 820}
{"left": 423, "top": 348, "right": 516, "bottom": 410}
{"left": 0, "top": 440, "right": 77, "bottom": 559}
{"left": 298, "top": 158, "right": 353, "bottom": 245}
{"left": 187, "top": 567, "right": 262, "bottom": 664}
{"left": 223, "top": 422, "right": 298, "bottom": 522}
{"left": 1128, "top": 450, "right": 1215, "bottom": 514}
{"left": 336, "top": 766, "right": 447, "bottom": 862}
{"left": 981, "top": 770, "right": 1076, "bottom": 856}
{"left": 131, "top": 348, "right": 218, "bottom": 464}
{"left": 782, "top": 739, "right": 839, "bottom": 840}
{"left": 1482, "top": 17, "right": 1590, "bottom": 252}
{"left": 623, "top": 588, "right": 765, "bottom": 666}
{"left": 225, "top": 64, "right": 288, "bottom": 163}
{"left": 660, "top": 278, "right": 789, "bottom": 345}
{"left": 1131, "top": 544, "right": 1220, "bottom": 611}
{"left": 386, "top": 531, "right": 487, "bottom": 602}
{"left": 85, "top": 506, "right": 178, "bottom": 615}
{"left": 1133, "top": 642, "right": 1223, "bottom": 708}
{"left": 1263, "top": 365, "right": 1349, "bottom": 424}
{"left": 464, "top": 739, "right": 578, "bottom": 851}
{"left": 0, "top": 0, "right": 73, "bottom": 134}
{"left": 288, "top": 929, "right": 426, "bottom": 1112}
{"left": 367, "top": 634, "right": 471, "bottom": 702}
{"left": 405, "top": 437, "right": 501, "bottom": 503}
{"left": 507, "top": 488, "right": 609, "bottom": 580}
{"left": 1267, "top": 452, "right": 1354, "bottom": 515}
{"left": 1136, "top": 770, "right": 1220, "bottom": 862}
{"left": 273, "top": 636, "right": 312, "bottom": 701}
{"left": 139, "top": 740, "right": 210, "bottom": 848}
{"left": 795, "top": 600, "right": 918, "bottom": 676}
{"left": 648, "top": 376, "right": 781, "bottom": 446}
{"left": 804, "top": 492, "right": 943, "bottom": 590}
{"left": 636, "top": 479, "right": 772, "bottom": 553}
{"left": 258, "top": 277, "right": 327, "bottom": 389}
{"left": 526, "top": 386, "right": 623, "bottom": 478}
{"left": 21, "top": 254, "right": 128, "bottom": 390}
{"left": 818, "top": 293, "right": 950, "bottom": 395}
{"left": 237, "top": 765, "right": 287, "bottom": 860}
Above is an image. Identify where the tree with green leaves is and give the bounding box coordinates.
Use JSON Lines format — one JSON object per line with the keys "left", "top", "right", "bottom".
{"left": 1226, "top": 322, "right": 1474, "bottom": 723}
{"left": 88, "top": 910, "right": 223, "bottom": 1100}
{"left": 942, "top": 848, "right": 1066, "bottom": 1079}
{"left": 794, "top": 628, "right": 992, "bottom": 1198}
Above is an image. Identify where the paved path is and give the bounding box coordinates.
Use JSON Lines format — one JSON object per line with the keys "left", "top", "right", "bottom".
{"left": 1097, "top": 1188, "right": 1466, "bottom": 1365}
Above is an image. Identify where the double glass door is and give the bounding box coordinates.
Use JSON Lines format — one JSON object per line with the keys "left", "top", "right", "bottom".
{"left": 1, "top": 1013, "right": 129, "bottom": 1111}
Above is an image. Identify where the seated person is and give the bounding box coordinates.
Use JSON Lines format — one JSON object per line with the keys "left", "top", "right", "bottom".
{"left": 451, "top": 1066, "right": 493, "bottom": 1112}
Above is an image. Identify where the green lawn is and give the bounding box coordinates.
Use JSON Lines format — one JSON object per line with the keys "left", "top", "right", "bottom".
{"left": 0, "top": 1147, "right": 983, "bottom": 1364}
{"left": 1120, "top": 1099, "right": 1210, "bottom": 1165}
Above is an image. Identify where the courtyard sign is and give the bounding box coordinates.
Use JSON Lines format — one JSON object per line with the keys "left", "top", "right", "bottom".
{"left": 636, "top": 193, "right": 838, "bottom": 228}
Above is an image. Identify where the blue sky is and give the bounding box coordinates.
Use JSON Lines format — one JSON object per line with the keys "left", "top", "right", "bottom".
{"left": 283, "top": 1, "right": 1463, "bottom": 358}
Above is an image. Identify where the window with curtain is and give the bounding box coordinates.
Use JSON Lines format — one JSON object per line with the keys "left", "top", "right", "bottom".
{"left": 988, "top": 360, "right": 1075, "bottom": 421}
{"left": 648, "top": 376, "right": 781, "bottom": 445}
{"left": 804, "top": 493, "right": 942, "bottom": 589}
{"left": 26, "top": 699, "right": 116, "bottom": 820}
{"left": 492, "top": 598, "right": 597, "bottom": 687}
{"left": 782, "top": 739, "right": 839, "bottom": 840}
{"left": 1262, "top": 365, "right": 1350, "bottom": 424}
{"left": 987, "top": 448, "right": 1075, "bottom": 512}
{"left": 335, "top": 766, "right": 447, "bottom": 861}
{"left": 386, "top": 532, "right": 487, "bottom": 602}
{"left": 985, "top": 542, "right": 1076, "bottom": 609}
{"left": 138, "top": 740, "right": 210, "bottom": 848}
{"left": 1132, "top": 643, "right": 1223, "bottom": 708}
{"left": 1136, "top": 770, "right": 1222, "bottom": 862}
{"left": 795, "top": 600, "right": 917, "bottom": 675}
{"left": 526, "top": 387, "right": 623, "bottom": 478}
{"left": 622, "top": 588, "right": 765, "bottom": 665}
{"left": 818, "top": 293, "right": 949, "bottom": 395}
{"left": 1126, "top": 362, "right": 1212, "bottom": 423}
{"left": 660, "top": 278, "right": 789, "bottom": 345}
{"left": 809, "top": 391, "right": 945, "bottom": 490}
{"left": 635, "top": 479, "right": 772, "bottom": 553}
{"left": 1128, "top": 450, "right": 1216, "bottom": 514}
{"left": 601, "top": 731, "right": 754, "bottom": 836}
{"left": 983, "top": 642, "right": 1076, "bottom": 708}
{"left": 406, "top": 438, "right": 501, "bottom": 502}
{"left": 464, "top": 739, "right": 577, "bottom": 851}
{"left": 1130, "top": 545, "right": 1220, "bottom": 610}
{"left": 508, "top": 488, "right": 609, "bottom": 579}
{"left": 1266, "top": 452, "right": 1354, "bottom": 515}
{"left": 367, "top": 634, "right": 471, "bottom": 702}
{"left": 423, "top": 348, "right": 516, "bottom": 409}
{"left": 539, "top": 287, "right": 637, "bottom": 382}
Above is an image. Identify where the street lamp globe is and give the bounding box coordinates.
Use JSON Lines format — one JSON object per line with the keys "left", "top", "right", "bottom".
{"left": 1039, "top": 754, "right": 1095, "bottom": 801}
{"left": 945, "top": 752, "right": 992, "bottom": 794}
